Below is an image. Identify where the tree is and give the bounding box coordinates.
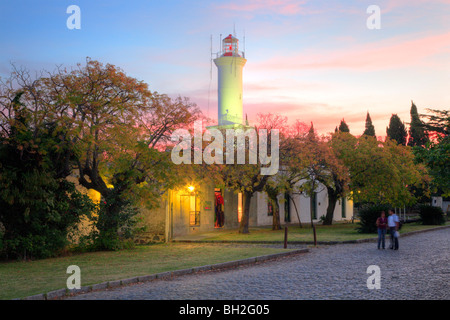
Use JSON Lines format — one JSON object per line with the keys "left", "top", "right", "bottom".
{"left": 363, "top": 111, "right": 376, "bottom": 137}
{"left": 267, "top": 120, "right": 311, "bottom": 228}
{"left": 205, "top": 113, "right": 286, "bottom": 234}
{"left": 280, "top": 123, "right": 349, "bottom": 226}
{"left": 408, "top": 101, "right": 429, "bottom": 147}
{"left": 300, "top": 127, "right": 349, "bottom": 225}
{"left": 414, "top": 108, "right": 450, "bottom": 195}
{"left": 420, "top": 108, "right": 449, "bottom": 137}
{"left": 1, "top": 59, "right": 201, "bottom": 250}
{"left": 338, "top": 119, "right": 350, "bottom": 133}
{"left": 386, "top": 114, "right": 407, "bottom": 145}
{"left": 0, "top": 92, "right": 93, "bottom": 259}
{"left": 264, "top": 181, "right": 283, "bottom": 230}
{"left": 331, "top": 132, "right": 429, "bottom": 207}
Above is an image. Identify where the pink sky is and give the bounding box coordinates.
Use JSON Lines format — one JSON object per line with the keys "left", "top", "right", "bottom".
{"left": 1, "top": 0, "right": 449, "bottom": 137}
{"left": 188, "top": 0, "right": 450, "bottom": 137}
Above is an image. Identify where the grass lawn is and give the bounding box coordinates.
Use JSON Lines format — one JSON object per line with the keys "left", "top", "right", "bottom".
{"left": 0, "top": 243, "right": 293, "bottom": 300}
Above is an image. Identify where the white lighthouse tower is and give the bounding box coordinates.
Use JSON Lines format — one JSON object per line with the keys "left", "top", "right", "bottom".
{"left": 214, "top": 34, "right": 247, "bottom": 127}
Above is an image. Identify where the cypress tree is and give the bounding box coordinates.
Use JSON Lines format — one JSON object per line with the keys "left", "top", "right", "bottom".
{"left": 408, "top": 101, "right": 429, "bottom": 147}
{"left": 363, "top": 111, "right": 376, "bottom": 137}
{"left": 307, "top": 122, "right": 315, "bottom": 139}
{"left": 338, "top": 119, "right": 350, "bottom": 133}
{"left": 386, "top": 114, "right": 407, "bottom": 145}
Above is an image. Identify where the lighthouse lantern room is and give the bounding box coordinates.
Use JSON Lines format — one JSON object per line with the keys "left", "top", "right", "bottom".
{"left": 222, "top": 34, "right": 241, "bottom": 57}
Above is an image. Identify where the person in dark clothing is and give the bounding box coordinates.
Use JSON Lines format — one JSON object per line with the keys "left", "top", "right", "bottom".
{"left": 376, "top": 211, "right": 388, "bottom": 249}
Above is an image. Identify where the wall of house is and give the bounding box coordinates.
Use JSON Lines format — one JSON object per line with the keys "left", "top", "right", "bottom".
{"left": 140, "top": 181, "right": 354, "bottom": 241}
{"left": 431, "top": 196, "right": 450, "bottom": 214}
{"left": 168, "top": 184, "right": 241, "bottom": 239}
{"left": 251, "top": 185, "right": 353, "bottom": 227}
{"left": 136, "top": 203, "right": 166, "bottom": 244}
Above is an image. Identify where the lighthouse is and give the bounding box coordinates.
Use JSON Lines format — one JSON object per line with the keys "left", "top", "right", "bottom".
{"left": 214, "top": 34, "right": 247, "bottom": 127}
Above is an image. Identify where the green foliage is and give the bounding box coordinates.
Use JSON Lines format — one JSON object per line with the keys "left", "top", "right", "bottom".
{"left": 408, "top": 102, "right": 429, "bottom": 147}
{"left": 363, "top": 112, "right": 376, "bottom": 137}
{"left": 418, "top": 204, "right": 445, "bottom": 225}
{"left": 2, "top": 60, "right": 200, "bottom": 254}
{"left": 0, "top": 92, "right": 94, "bottom": 260}
{"left": 89, "top": 192, "right": 144, "bottom": 251}
{"left": 386, "top": 114, "right": 407, "bottom": 145}
{"left": 414, "top": 109, "right": 450, "bottom": 195}
{"left": 338, "top": 119, "right": 350, "bottom": 133}
{"left": 356, "top": 203, "right": 391, "bottom": 234}
{"left": 0, "top": 99, "right": 94, "bottom": 259}
{"left": 0, "top": 171, "right": 94, "bottom": 259}
{"left": 414, "top": 137, "right": 450, "bottom": 195}
{"left": 332, "top": 132, "right": 428, "bottom": 207}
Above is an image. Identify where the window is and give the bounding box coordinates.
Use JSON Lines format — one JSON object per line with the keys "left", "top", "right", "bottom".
{"left": 237, "top": 192, "right": 243, "bottom": 223}
{"left": 311, "top": 192, "right": 317, "bottom": 220}
{"left": 284, "top": 193, "right": 291, "bottom": 222}
{"left": 189, "top": 195, "right": 200, "bottom": 227}
{"left": 341, "top": 197, "right": 346, "bottom": 218}
{"left": 268, "top": 200, "right": 273, "bottom": 216}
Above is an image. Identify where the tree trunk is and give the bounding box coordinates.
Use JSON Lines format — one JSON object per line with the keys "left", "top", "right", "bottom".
{"left": 289, "top": 195, "right": 302, "bottom": 228}
{"left": 272, "top": 199, "right": 282, "bottom": 230}
{"left": 239, "top": 191, "right": 253, "bottom": 234}
{"left": 323, "top": 186, "right": 338, "bottom": 225}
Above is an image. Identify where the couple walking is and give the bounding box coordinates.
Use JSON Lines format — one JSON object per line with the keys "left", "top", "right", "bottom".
{"left": 376, "top": 210, "right": 400, "bottom": 250}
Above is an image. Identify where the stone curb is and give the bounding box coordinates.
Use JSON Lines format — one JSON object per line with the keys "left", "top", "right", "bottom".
{"left": 19, "top": 248, "right": 309, "bottom": 300}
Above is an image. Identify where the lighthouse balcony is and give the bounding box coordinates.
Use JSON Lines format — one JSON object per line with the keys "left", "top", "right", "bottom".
{"left": 220, "top": 113, "right": 243, "bottom": 125}
{"left": 215, "top": 51, "right": 245, "bottom": 59}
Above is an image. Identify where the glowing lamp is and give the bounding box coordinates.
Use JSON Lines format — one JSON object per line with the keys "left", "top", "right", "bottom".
{"left": 188, "top": 185, "right": 195, "bottom": 192}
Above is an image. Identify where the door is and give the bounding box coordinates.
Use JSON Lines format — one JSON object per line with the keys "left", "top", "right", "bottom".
{"left": 214, "top": 188, "right": 224, "bottom": 227}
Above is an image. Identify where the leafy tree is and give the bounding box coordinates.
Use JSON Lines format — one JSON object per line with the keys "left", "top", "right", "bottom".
{"left": 266, "top": 120, "right": 311, "bottom": 228}
{"left": 414, "top": 109, "right": 450, "bottom": 195}
{"left": 0, "top": 92, "right": 93, "bottom": 259}
{"left": 201, "top": 113, "right": 286, "bottom": 234}
{"left": 386, "top": 114, "right": 407, "bottom": 145}
{"left": 408, "top": 101, "right": 429, "bottom": 147}
{"left": 363, "top": 112, "right": 376, "bottom": 137}
{"left": 279, "top": 123, "right": 349, "bottom": 226}
{"left": 331, "top": 132, "right": 429, "bottom": 207}
{"left": 264, "top": 182, "right": 283, "bottom": 230}
{"left": 301, "top": 127, "right": 349, "bottom": 225}
{"left": 1, "top": 59, "right": 201, "bottom": 250}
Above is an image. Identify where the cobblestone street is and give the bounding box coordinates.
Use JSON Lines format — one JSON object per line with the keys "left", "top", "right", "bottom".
{"left": 67, "top": 228, "right": 449, "bottom": 300}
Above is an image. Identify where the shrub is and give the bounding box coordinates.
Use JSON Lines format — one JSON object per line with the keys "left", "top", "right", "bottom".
{"left": 86, "top": 192, "right": 144, "bottom": 251}
{"left": 0, "top": 95, "right": 94, "bottom": 260}
{"left": 0, "top": 169, "right": 94, "bottom": 260}
{"left": 356, "top": 203, "right": 391, "bottom": 233}
{"left": 418, "top": 204, "right": 445, "bottom": 225}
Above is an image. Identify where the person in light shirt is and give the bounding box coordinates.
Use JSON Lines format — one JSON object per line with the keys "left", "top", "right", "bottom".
{"left": 387, "top": 209, "right": 399, "bottom": 250}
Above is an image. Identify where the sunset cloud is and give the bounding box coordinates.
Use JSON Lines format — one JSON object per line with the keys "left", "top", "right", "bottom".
{"left": 253, "top": 32, "right": 450, "bottom": 71}
{"left": 1, "top": 1, "right": 448, "bottom": 137}
{"left": 216, "top": 0, "right": 309, "bottom": 16}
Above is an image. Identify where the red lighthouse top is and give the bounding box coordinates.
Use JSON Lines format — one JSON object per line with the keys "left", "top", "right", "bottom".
{"left": 222, "top": 34, "right": 241, "bottom": 57}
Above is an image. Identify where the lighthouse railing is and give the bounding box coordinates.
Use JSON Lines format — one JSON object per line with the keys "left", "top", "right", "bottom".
{"left": 214, "top": 51, "right": 245, "bottom": 59}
